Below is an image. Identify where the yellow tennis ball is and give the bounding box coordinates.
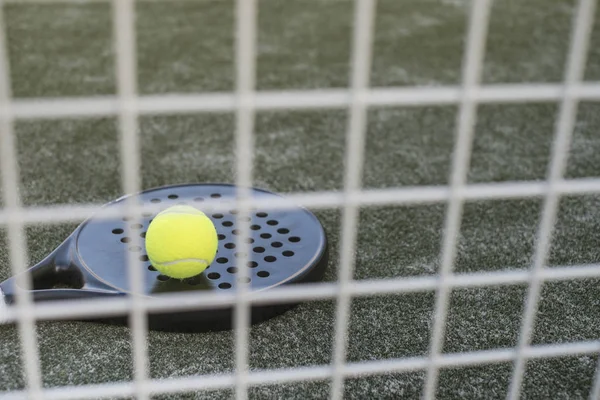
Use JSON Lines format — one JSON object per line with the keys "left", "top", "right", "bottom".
{"left": 145, "top": 205, "right": 218, "bottom": 279}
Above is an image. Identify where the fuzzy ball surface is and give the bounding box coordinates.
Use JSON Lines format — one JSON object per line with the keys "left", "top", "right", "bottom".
{"left": 145, "top": 205, "right": 218, "bottom": 279}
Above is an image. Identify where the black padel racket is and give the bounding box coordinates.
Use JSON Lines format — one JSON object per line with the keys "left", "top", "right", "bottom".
{"left": 0, "top": 183, "right": 329, "bottom": 332}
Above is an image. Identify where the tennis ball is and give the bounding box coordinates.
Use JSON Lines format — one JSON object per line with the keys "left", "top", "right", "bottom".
{"left": 145, "top": 205, "right": 218, "bottom": 279}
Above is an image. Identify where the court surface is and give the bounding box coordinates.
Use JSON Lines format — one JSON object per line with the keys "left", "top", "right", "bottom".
{"left": 0, "top": 0, "right": 599, "bottom": 398}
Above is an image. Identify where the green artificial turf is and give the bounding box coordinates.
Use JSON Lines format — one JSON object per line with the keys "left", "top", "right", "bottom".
{"left": 1, "top": 0, "right": 600, "bottom": 398}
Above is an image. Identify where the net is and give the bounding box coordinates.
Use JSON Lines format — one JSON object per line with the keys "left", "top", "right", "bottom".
{"left": 0, "top": 0, "right": 599, "bottom": 399}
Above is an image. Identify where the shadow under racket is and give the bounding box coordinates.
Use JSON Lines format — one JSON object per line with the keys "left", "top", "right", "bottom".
{"left": 0, "top": 183, "right": 329, "bottom": 332}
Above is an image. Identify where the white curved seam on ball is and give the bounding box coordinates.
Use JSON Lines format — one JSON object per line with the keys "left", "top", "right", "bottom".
{"left": 155, "top": 258, "right": 210, "bottom": 266}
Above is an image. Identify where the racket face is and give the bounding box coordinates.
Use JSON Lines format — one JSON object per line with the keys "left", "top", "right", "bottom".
{"left": 76, "top": 183, "right": 328, "bottom": 297}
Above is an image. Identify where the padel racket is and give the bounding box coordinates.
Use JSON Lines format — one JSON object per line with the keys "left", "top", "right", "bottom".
{"left": 0, "top": 183, "right": 329, "bottom": 332}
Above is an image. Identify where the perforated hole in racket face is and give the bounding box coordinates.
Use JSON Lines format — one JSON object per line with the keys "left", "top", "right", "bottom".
{"left": 77, "top": 184, "right": 327, "bottom": 296}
